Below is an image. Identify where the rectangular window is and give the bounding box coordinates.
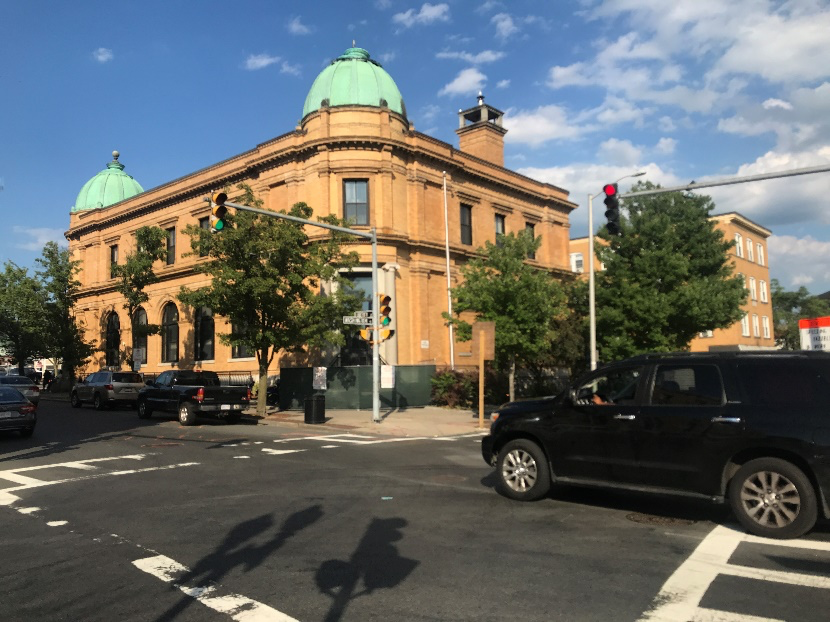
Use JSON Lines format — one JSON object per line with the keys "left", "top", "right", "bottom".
{"left": 651, "top": 364, "right": 724, "bottom": 406}
{"left": 741, "top": 313, "right": 750, "bottom": 337}
{"left": 570, "top": 253, "right": 584, "bottom": 274}
{"left": 166, "top": 227, "right": 176, "bottom": 265}
{"left": 109, "top": 244, "right": 119, "bottom": 279}
{"left": 759, "top": 280, "right": 768, "bottom": 303}
{"left": 762, "top": 316, "right": 771, "bottom": 339}
{"left": 698, "top": 330, "right": 714, "bottom": 338}
{"left": 747, "top": 237, "right": 754, "bottom": 261}
{"left": 460, "top": 204, "right": 472, "bottom": 246}
{"left": 494, "top": 214, "right": 505, "bottom": 242}
{"left": 752, "top": 314, "right": 760, "bottom": 337}
{"left": 231, "top": 322, "right": 255, "bottom": 359}
{"left": 749, "top": 277, "right": 757, "bottom": 301}
{"left": 756, "top": 243, "right": 765, "bottom": 265}
{"left": 344, "top": 179, "right": 369, "bottom": 226}
{"left": 525, "top": 222, "right": 535, "bottom": 259}
{"left": 198, "top": 217, "right": 210, "bottom": 258}
{"left": 735, "top": 233, "right": 743, "bottom": 257}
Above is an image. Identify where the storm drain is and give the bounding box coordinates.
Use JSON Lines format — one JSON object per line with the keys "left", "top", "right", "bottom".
{"left": 626, "top": 512, "right": 696, "bottom": 526}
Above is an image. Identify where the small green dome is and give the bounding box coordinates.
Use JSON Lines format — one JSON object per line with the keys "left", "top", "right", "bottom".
{"left": 302, "top": 47, "right": 406, "bottom": 119}
{"left": 72, "top": 151, "right": 144, "bottom": 213}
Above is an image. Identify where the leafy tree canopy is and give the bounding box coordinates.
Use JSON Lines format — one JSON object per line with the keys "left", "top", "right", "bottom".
{"left": 595, "top": 181, "right": 746, "bottom": 362}
{"left": 0, "top": 261, "right": 46, "bottom": 373}
{"left": 179, "top": 184, "right": 361, "bottom": 415}
{"left": 770, "top": 279, "right": 830, "bottom": 349}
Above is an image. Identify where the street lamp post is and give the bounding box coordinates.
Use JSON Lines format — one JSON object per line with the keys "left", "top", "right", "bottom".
{"left": 588, "top": 171, "right": 645, "bottom": 371}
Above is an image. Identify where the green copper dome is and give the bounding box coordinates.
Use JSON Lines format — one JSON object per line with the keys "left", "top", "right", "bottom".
{"left": 72, "top": 151, "right": 144, "bottom": 213}
{"left": 302, "top": 47, "right": 406, "bottom": 119}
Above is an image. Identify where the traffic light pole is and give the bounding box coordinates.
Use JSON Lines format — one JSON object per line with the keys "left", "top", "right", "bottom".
{"left": 211, "top": 199, "right": 382, "bottom": 423}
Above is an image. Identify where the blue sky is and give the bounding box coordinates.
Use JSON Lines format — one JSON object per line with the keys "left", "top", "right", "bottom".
{"left": 0, "top": 0, "right": 829, "bottom": 294}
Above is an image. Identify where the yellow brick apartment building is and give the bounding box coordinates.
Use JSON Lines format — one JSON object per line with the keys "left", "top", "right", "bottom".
{"left": 66, "top": 47, "right": 577, "bottom": 378}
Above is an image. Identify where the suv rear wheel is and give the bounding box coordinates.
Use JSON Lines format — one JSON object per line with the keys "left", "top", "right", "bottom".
{"left": 496, "top": 439, "right": 551, "bottom": 501}
{"left": 70, "top": 392, "right": 82, "bottom": 408}
{"left": 178, "top": 403, "right": 197, "bottom": 426}
{"left": 137, "top": 399, "right": 152, "bottom": 419}
{"left": 728, "top": 457, "right": 818, "bottom": 540}
{"left": 93, "top": 393, "right": 106, "bottom": 411}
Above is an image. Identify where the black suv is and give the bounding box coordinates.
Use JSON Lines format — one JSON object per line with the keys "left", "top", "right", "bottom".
{"left": 482, "top": 351, "right": 829, "bottom": 540}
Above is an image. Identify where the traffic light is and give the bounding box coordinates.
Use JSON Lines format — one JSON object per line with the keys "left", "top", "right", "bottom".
{"left": 379, "top": 294, "right": 394, "bottom": 342}
{"left": 603, "top": 183, "right": 621, "bottom": 235}
{"left": 358, "top": 328, "right": 373, "bottom": 343}
{"left": 210, "top": 192, "right": 228, "bottom": 233}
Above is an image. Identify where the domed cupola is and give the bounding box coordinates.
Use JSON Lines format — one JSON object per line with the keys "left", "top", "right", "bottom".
{"left": 302, "top": 47, "right": 406, "bottom": 120}
{"left": 72, "top": 150, "right": 144, "bottom": 213}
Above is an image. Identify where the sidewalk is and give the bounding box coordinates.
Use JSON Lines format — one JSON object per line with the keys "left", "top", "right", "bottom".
{"left": 40, "top": 393, "right": 491, "bottom": 438}
{"left": 257, "top": 405, "right": 492, "bottom": 438}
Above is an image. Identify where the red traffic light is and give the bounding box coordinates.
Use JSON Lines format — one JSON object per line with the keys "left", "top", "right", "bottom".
{"left": 603, "top": 183, "right": 618, "bottom": 196}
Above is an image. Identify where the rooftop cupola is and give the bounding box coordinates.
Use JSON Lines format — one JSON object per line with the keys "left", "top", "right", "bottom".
{"left": 72, "top": 150, "right": 144, "bottom": 212}
{"left": 455, "top": 91, "right": 507, "bottom": 167}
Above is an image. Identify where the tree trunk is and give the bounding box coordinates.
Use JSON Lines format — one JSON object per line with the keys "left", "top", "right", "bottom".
{"left": 256, "top": 350, "right": 269, "bottom": 417}
{"left": 509, "top": 358, "right": 516, "bottom": 402}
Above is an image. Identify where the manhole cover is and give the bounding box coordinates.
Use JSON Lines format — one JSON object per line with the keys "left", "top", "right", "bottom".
{"left": 626, "top": 512, "right": 696, "bottom": 526}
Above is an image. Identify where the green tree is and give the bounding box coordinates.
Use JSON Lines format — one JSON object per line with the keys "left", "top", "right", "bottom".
{"left": 110, "top": 226, "right": 168, "bottom": 368}
{"left": 0, "top": 262, "right": 46, "bottom": 374}
{"left": 443, "top": 231, "right": 573, "bottom": 401}
{"left": 35, "top": 242, "right": 94, "bottom": 382}
{"left": 594, "top": 182, "right": 746, "bottom": 362}
{"left": 770, "top": 279, "right": 830, "bottom": 349}
{"left": 178, "top": 184, "right": 360, "bottom": 416}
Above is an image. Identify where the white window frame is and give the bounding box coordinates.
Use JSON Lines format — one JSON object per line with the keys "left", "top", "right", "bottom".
{"left": 752, "top": 314, "right": 760, "bottom": 337}
{"left": 734, "top": 233, "right": 743, "bottom": 257}
{"left": 759, "top": 280, "right": 768, "bottom": 303}
{"left": 570, "top": 252, "right": 584, "bottom": 274}
{"left": 756, "top": 243, "right": 765, "bottom": 265}
{"left": 747, "top": 237, "right": 754, "bottom": 261}
{"left": 741, "top": 314, "right": 750, "bottom": 337}
{"left": 749, "top": 277, "right": 757, "bottom": 301}
{"left": 762, "top": 315, "right": 771, "bottom": 339}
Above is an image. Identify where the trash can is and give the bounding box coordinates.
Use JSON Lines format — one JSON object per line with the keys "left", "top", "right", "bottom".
{"left": 304, "top": 394, "right": 325, "bottom": 424}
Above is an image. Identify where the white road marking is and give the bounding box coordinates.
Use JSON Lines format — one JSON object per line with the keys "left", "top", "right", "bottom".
{"left": 16, "top": 506, "right": 40, "bottom": 514}
{"left": 272, "top": 434, "right": 374, "bottom": 443}
{"left": 693, "top": 608, "right": 781, "bottom": 622}
{"left": 234, "top": 456, "right": 251, "bottom": 459}
{"left": 354, "top": 437, "right": 428, "bottom": 445}
{"left": 321, "top": 445, "right": 339, "bottom": 449}
{"left": 46, "top": 520, "right": 68, "bottom": 527}
{"left": 639, "top": 524, "right": 830, "bottom": 622}
{"left": 261, "top": 448, "right": 305, "bottom": 456}
{"left": 133, "top": 555, "right": 296, "bottom": 622}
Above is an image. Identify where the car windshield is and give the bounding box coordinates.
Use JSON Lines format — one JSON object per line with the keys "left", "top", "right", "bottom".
{"left": 113, "top": 372, "right": 143, "bottom": 383}
{"left": 0, "top": 387, "right": 26, "bottom": 402}
{"left": 0, "top": 377, "right": 32, "bottom": 385}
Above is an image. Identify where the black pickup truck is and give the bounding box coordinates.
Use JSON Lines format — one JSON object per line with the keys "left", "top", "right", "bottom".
{"left": 137, "top": 370, "right": 251, "bottom": 426}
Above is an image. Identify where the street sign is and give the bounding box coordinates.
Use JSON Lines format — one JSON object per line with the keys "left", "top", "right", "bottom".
{"left": 343, "top": 316, "right": 373, "bottom": 325}
{"left": 353, "top": 310, "right": 373, "bottom": 318}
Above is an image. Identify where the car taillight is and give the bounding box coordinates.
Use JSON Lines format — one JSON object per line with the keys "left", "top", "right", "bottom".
{"left": 194, "top": 388, "right": 204, "bottom": 402}
{"left": 105, "top": 384, "right": 114, "bottom": 390}
{"left": 19, "top": 404, "right": 35, "bottom": 415}
{"left": 30, "top": 386, "right": 39, "bottom": 393}
{"left": 246, "top": 388, "right": 251, "bottom": 402}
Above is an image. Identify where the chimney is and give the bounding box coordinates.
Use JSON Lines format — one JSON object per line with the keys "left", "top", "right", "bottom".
{"left": 455, "top": 91, "right": 507, "bottom": 167}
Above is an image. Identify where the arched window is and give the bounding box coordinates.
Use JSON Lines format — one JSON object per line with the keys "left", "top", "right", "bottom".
{"left": 194, "top": 307, "right": 215, "bottom": 361}
{"left": 132, "top": 308, "right": 148, "bottom": 365}
{"left": 161, "top": 303, "right": 179, "bottom": 363}
{"left": 105, "top": 312, "right": 121, "bottom": 367}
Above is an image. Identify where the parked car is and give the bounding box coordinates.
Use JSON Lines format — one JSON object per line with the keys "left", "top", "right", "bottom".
{"left": 0, "top": 386, "right": 37, "bottom": 437}
{"left": 482, "top": 351, "right": 830, "bottom": 540}
{"left": 71, "top": 370, "right": 145, "bottom": 410}
{"left": 0, "top": 375, "right": 41, "bottom": 406}
{"left": 137, "top": 370, "right": 251, "bottom": 426}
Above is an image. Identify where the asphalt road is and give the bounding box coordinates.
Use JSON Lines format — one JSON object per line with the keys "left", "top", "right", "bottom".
{"left": 0, "top": 399, "right": 829, "bottom": 622}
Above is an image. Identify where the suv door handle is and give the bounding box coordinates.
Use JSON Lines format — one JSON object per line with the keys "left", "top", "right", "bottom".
{"left": 711, "top": 416, "right": 741, "bottom": 424}
{"left": 614, "top": 414, "right": 636, "bottom": 420}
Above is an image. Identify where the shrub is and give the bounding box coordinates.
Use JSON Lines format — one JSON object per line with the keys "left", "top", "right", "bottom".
{"left": 431, "top": 369, "right": 477, "bottom": 408}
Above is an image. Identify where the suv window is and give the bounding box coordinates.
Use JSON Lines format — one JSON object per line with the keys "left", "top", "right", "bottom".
{"left": 173, "top": 371, "right": 221, "bottom": 386}
{"left": 155, "top": 372, "right": 173, "bottom": 386}
{"left": 113, "top": 372, "right": 143, "bottom": 383}
{"left": 736, "top": 359, "right": 829, "bottom": 408}
{"left": 650, "top": 364, "right": 724, "bottom": 406}
{"left": 576, "top": 367, "right": 642, "bottom": 405}
{"left": 92, "top": 373, "right": 107, "bottom": 384}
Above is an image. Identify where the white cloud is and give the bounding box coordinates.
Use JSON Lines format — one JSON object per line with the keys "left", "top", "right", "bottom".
{"left": 245, "top": 54, "right": 280, "bottom": 70}
{"left": 658, "top": 116, "right": 676, "bottom": 132}
{"left": 655, "top": 137, "right": 677, "bottom": 154}
{"left": 436, "top": 49, "right": 505, "bottom": 64}
{"left": 12, "top": 227, "right": 67, "bottom": 251}
{"left": 438, "top": 68, "right": 486, "bottom": 97}
{"left": 491, "top": 13, "right": 519, "bottom": 40}
{"left": 375, "top": 0, "right": 392, "bottom": 8}
{"left": 503, "top": 105, "right": 587, "bottom": 146}
{"left": 768, "top": 235, "right": 830, "bottom": 293}
{"left": 287, "top": 16, "right": 312, "bottom": 35}
{"left": 93, "top": 48, "right": 113, "bottom": 63}
{"left": 280, "top": 61, "right": 301, "bottom": 76}
{"left": 597, "top": 138, "right": 643, "bottom": 166}
{"left": 378, "top": 51, "right": 396, "bottom": 64}
{"left": 393, "top": 3, "right": 450, "bottom": 28}
{"left": 496, "top": 79, "right": 510, "bottom": 89}
{"left": 763, "top": 98, "right": 793, "bottom": 111}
